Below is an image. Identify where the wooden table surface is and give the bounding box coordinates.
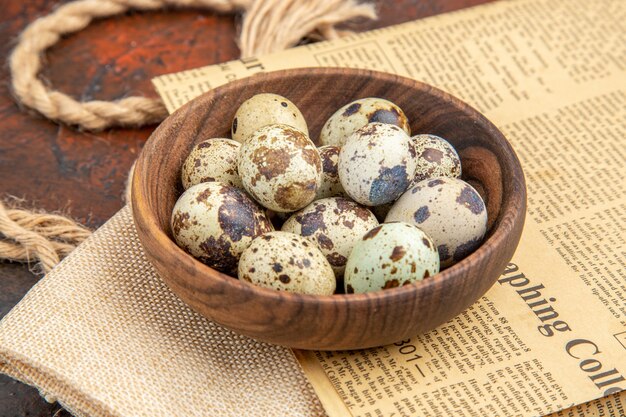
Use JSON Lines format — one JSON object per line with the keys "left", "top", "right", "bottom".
{"left": 0, "top": 1, "right": 492, "bottom": 415}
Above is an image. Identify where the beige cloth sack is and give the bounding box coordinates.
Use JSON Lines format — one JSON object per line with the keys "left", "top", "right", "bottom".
{"left": 0, "top": 206, "right": 326, "bottom": 417}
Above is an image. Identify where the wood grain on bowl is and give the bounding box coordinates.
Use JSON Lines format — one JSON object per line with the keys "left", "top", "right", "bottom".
{"left": 131, "top": 67, "right": 526, "bottom": 350}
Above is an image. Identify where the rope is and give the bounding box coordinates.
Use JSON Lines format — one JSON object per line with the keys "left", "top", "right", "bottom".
{"left": 239, "top": 0, "right": 376, "bottom": 57}
{"left": 10, "top": 0, "right": 376, "bottom": 130}
{"left": 0, "top": 199, "right": 92, "bottom": 274}
{"left": 3, "top": 0, "right": 377, "bottom": 273}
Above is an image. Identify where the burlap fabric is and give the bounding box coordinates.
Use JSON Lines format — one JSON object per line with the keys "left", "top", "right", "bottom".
{"left": 0, "top": 206, "right": 326, "bottom": 417}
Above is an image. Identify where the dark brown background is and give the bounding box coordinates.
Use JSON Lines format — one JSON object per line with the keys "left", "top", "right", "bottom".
{"left": 0, "top": 1, "right": 491, "bottom": 415}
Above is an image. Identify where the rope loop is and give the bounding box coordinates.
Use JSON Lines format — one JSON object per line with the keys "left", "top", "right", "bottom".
{"left": 9, "top": 0, "right": 376, "bottom": 131}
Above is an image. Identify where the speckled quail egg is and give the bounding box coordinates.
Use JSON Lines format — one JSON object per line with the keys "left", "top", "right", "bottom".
{"left": 320, "top": 97, "right": 411, "bottom": 147}
{"left": 386, "top": 177, "right": 487, "bottom": 268}
{"left": 238, "top": 123, "right": 322, "bottom": 212}
{"left": 411, "top": 134, "right": 461, "bottom": 185}
{"left": 344, "top": 222, "right": 439, "bottom": 294}
{"left": 315, "top": 145, "right": 345, "bottom": 200}
{"left": 231, "top": 93, "right": 308, "bottom": 143}
{"left": 181, "top": 138, "right": 243, "bottom": 189}
{"left": 281, "top": 197, "right": 379, "bottom": 277}
{"left": 170, "top": 182, "right": 274, "bottom": 274}
{"left": 238, "top": 231, "right": 336, "bottom": 295}
{"left": 338, "top": 122, "right": 417, "bottom": 206}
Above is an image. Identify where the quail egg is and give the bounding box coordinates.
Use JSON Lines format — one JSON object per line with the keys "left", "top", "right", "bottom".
{"left": 238, "top": 231, "right": 336, "bottom": 295}
{"left": 231, "top": 93, "right": 308, "bottom": 143}
{"left": 411, "top": 134, "right": 461, "bottom": 185}
{"left": 344, "top": 222, "right": 439, "bottom": 294}
{"left": 315, "top": 145, "right": 345, "bottom": 200}
{"left": 181, "top": 138, "right": 243, "bottom": 189}
{"left": 282, "top": 197, "right": 379, "bottom": 277}
{"left": 170, "top": 182, "right": 274, "bottom": 274}
{"left": 386, "top": 177, "right": 487, "bottom": 268}
{"left": 238, "top": 124, "right": 322, "bottom": 212}
{"left": 338, "top": 122, "right": 417, "bottom": 206}
{"left": 320, "top": 97, "right": 411, "bottom": 146}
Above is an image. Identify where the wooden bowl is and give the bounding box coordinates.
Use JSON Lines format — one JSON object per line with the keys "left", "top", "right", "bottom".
{"left": 132, "top": 68, "right": 526, "bottom": 350}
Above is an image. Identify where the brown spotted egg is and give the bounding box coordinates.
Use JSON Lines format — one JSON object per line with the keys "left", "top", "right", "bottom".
{"left": 411, "top": 134, "right": 461, "bottom": 185}
{"left": 238, "top": 124, "right": 322, "bottom": 213}
{"left": 344, "top": 222, "right": 439, "bottom": 294}
{"left": 170, "top": 182, "right": 274, "bottom": 275}
{"left": 315, "top": 145, "right": 345, "bottom": 200}
{"left": 281, "top": 197, "right": 379, "bottom": 277}
{"left": 320, "top": 97, "right": 411, "bottom": 147}
{"left": 238, "top": 231, "right": 336, "bottom": 295}
{"left": 338, "top": 123, "right": 417, "bottom": 206}
{"left": 231, "top": 93, "right": 308, "bottom": 143}
{"left": 386, "top": 177, "right": 487, "bottom": 268}
{"left": 181, "top": 138, "right": 243, "bottom": 190}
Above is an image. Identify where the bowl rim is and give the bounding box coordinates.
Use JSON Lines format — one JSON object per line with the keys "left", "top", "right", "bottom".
{"left": 132, "top": 67, "right": 526, "bottom": 309}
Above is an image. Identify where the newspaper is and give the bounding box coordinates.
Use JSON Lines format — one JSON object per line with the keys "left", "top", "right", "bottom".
{"left": 152, "top": 0, "right": 626, "bottom": 415}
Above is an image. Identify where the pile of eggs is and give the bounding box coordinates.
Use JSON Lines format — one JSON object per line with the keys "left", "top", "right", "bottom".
{"left": 170, "top": 93, "right": 488, "bottom": 296}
